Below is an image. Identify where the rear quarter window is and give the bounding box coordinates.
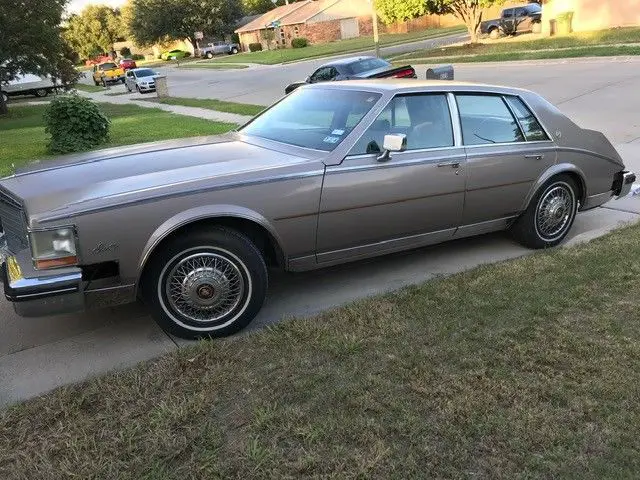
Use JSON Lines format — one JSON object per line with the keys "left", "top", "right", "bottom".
{"left": 505, "top": 96, "right": 550, "bottom": 142}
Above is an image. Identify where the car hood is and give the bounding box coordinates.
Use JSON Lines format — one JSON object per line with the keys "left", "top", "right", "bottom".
{"left": 0, "top": 135, "right": 313, "bottom": 226}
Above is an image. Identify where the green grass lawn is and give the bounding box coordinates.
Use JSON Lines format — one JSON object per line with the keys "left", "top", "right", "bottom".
{"left": 207, "top": 26, "right": 465, "bottom": 65}
{"left": 74, "top": 83, "right": 105, "bottom": 93}
{"left": 143, "top": 97, "right": 265, "bottom": 116}
{"left": 1, "top": 219, "right": 640, "bottom": 478}
{"left": 0, "top": 103, "right": 236, "bottom": 176}
{"left": 392, "top": 26, "right": 640, "bottom": 62}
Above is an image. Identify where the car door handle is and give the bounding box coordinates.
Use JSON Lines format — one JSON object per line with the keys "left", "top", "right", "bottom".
{"left": 437, "top": 161, "right": 460, "bottom": 168}
{"left": 524, "top": 154, "right": 544, "bottom": 160}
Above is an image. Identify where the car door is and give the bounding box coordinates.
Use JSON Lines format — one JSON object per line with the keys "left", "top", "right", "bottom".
{"left": 454, "top": 93, "right": 556, "bottom": 230}
{"left": 515, "top": 7, "right": 531, "bottom": 32}
{"left": 500, "top": 8, "right": 515, "bottom": 34}
{"left": 316, "top": 93, "right": 466, "bottom": 264}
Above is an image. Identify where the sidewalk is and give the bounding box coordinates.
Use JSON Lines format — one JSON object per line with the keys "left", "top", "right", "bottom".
{"left": 78, "top": 90, "right": 253, "bottom": 125}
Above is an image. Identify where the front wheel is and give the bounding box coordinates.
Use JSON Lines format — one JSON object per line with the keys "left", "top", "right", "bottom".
{"left": 142, "top": 227, "right": 268, "bottom": 339}
{"left": 489, "top": 28, "right": 500, "bottom": 40}
{"left": 511, "top": 175, "right": 579, "bottom": 249}
{"left": 34, "top": 88, "right": 49, "bottom": 98}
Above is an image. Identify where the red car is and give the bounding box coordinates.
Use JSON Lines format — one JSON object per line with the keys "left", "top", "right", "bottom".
{"left": 119, "top": 58, "right": 138, "bottom": 70}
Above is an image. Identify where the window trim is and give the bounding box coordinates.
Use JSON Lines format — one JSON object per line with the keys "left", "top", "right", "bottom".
{"left": 345, "top": 91, "right": 457, "bottom": 157}
{"left": 503, "top": 94, "right": 553, "bottom": 143}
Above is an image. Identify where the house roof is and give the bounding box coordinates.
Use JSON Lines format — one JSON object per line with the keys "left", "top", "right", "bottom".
{"left": 235, "top": 1, "right": 311, "bottom": 33}
{"left": 280, "top": 0, "right": 341, "bottom": 26}
{"left": 236, "top": 14, "right": 262, "bottom": 29}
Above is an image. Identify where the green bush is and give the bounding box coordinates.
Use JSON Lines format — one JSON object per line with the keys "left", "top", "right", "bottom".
{"left": 249, "top": 43, "right": 263, "bottom": 52}
{"left": 44, "top": 95, "right": 110, "bottom": 154}
{"left": 131, "top": 53, "right": 145, "bottom": 60}
{"left": 119, "top": 46, "right": 132, "bottom": 57}
{"left": 291, "top": 37, "right": 308, "bottom": 48}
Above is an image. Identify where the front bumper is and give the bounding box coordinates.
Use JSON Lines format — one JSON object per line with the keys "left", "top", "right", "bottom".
{"left": 1, "top": 253, "right": 83, "bottom": 317}
{"left": 613, "top": 171, "right": 636, "bottom": 198}
{"left": 138, "top": 83, "right": 156, "bottom": 92}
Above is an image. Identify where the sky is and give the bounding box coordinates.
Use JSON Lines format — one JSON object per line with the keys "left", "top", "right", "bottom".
{"left": 67, "top": 0, "right": 126, "bottom": 14}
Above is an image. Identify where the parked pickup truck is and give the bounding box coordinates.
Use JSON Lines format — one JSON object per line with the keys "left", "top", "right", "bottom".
{"left": 92, "top": 62, "right": 126, "bottom": 86}
{"left": 480, "top": 2, "right": 542, "bottom": 39}
{"left": 1, "top": 73, "right": 61, "bottom": 102}
{"left": 285, "top": 56, "right": 417, "bottom": 94}
{"left": 199, "top": 41, "right": 240, "bottom": 58}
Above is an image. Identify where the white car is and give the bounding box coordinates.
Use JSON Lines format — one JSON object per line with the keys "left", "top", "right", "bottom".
{"left": 124, "top": 68, "right": 158, "bottom": 94}
{"left": 1, "top": 73, "right": 60, "bottom": 101}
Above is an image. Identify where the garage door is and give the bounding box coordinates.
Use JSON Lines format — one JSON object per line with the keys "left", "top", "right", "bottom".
{"left": 340, "top": 18, "right": 359, "bottom": 39}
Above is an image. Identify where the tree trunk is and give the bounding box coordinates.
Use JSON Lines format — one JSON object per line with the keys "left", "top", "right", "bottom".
{"left": 0, "top": 92, "right": 7, "bottom": 115}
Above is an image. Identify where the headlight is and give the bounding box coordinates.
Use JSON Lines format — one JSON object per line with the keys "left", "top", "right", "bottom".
{"left": 30, "top": 227, "right": 79, "bottom": 270}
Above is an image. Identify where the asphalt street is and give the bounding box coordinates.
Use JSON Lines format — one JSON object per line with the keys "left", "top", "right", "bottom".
{"left": 4, "top": 53, "right": 640, "bottom": 405}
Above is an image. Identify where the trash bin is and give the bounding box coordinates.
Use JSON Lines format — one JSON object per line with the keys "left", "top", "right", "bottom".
{"left": 549, "top": 19, "right": 557, "bottom": 36}
{"left": 426, "top": 65, "right": 454, "bottom": 81}
{"left": 556, "top": 11, "right": 574, "bottom": 35}
{"left": 155, "top": 75, "right": 169, "bottom": 98}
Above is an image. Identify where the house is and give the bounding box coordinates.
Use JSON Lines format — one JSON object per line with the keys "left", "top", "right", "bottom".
{"left": 540, "top": 0, "right": 640, "bottom": 33}
{"left": 235, "top": 0, "right": 376, "bottom": 50}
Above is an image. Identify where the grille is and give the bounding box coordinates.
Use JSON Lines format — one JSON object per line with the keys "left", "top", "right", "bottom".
{"left": 0, "top": 191, "right": 28, "bottom": 253}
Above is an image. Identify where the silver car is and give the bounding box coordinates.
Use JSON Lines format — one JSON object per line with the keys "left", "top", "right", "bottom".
{"left": 0, "top": 81, "right": 635, "bottom": 339}
{"left": 125, "top": 68, "right": 158, "bottom": 93}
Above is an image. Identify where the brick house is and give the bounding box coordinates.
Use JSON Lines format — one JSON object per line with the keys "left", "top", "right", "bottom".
{"left": 235, "top": 0, "right": 376, "bottom": 51}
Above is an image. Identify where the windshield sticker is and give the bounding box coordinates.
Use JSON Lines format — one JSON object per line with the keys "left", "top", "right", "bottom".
{"left": 323, "top": 136, "right": 340, "bottom": 144}
{"left": 331, "top": 129, "right": 345, "bottom": 136}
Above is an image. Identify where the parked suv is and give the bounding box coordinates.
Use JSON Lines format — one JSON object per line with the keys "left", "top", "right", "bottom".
{"left": 199, "top": 41, "right": 240, "bottom": 58}
{"left": 481, "top": 3, "right": 543, "bottom": 39}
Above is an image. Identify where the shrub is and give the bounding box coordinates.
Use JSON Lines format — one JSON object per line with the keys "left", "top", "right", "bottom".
{"left": 119, "top": 46, "right": 132, "bottom": 57}
{"left": 291, "top": 37, "right": 308, "bottom": 48}
{"left": 44, "top": 95, "right": 110, "bottom": 154}
{"left": 131, "top": 53, "right": 145, "bottom": 60}
{"left": 184, "top": 51, "right": 191, "bottom": 57}
{"left": 249, "top": 43, "right": 263, "bottom": 52}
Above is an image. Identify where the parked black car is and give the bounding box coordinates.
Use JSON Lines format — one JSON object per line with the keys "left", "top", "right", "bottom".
{"left": 481, "top": 3, "right": 543, "bottom": 39}
{"left": 284, "top": 56, "right": 417, "bottom": 94}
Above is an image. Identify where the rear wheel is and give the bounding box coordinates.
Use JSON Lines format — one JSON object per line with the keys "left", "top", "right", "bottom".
{"left": 532, "top": 21, "right": 542, "bottom": 34}
{"left": 511, "top": 175, "right": 579, "bottom": 249}
{"left": 142, "top": 227, "right": 268, "bottom": 339}
{"left": 1, "top": 91, "right": 8, "bottom": 103}
{"left": 231, "top": 47, "right": 238, "bottom": 54}
{"left": 34, "top": 89, "right": 49, "bottom": 98}
{"left": 206, "top": 52, "right": 214, "bottom": 59}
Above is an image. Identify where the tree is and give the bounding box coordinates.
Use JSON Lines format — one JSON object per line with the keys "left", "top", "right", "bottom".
{"left": 64, "top": 6, "right": 125, "bottom": 59}
{"left": 0, "top": 0, "right": 77, "bottom": 115}
{"left": 242, "top": 0, "right": 304, "bottom": 15}
{"left": 129, "top": 0, "right": 244, "bottom": 52}
{"left": 376, "top": 0, "right": 430, "bottom": 25}
{"left": 427, "top": 0, "right": 505, "bottom": 43}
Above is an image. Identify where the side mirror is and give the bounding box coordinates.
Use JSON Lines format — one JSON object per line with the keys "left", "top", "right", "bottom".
{"left": 305, "top": 76, "right": 311, "bottom": 83}
{"left": 377, "top": 134, "right": 407, "bottom": 162}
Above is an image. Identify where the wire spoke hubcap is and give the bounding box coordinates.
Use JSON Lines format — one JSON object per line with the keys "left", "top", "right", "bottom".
{"left": 165, "top": 253, "right": 245, "bottom": 323}
{"left": 536, "top": 184, "right": 574, "bottom": 240}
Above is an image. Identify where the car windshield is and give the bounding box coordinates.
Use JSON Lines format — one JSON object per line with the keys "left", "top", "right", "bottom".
{"left": 345, "top": 58, "right": 391, "bottom": 75}
{"left": 136, "top": 69, "right": 155, "bottom": 77}
{"left": 528, "top": 4, "right": 541, "bottom": 13}
{"left": 100, "top": 63, "right": 117, "bottom": 70}
{"left": 240, "top": 88, "right": 382, "bottom": 151}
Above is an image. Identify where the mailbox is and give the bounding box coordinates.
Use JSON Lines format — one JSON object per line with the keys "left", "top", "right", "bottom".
{"left": 426, "top": 65, "right": 454, "bottom": 81}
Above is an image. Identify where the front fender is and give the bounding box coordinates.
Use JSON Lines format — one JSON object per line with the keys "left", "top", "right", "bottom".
{"left": 137, "top": 204, "right": 285, "bottom": 281}
{"left": 521, "top": 163, "right": 587, "bottom": 212}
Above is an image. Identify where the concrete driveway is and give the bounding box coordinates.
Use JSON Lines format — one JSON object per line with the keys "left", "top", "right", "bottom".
{"left": 3, "top": 57, "right": 640, "bottom": 405}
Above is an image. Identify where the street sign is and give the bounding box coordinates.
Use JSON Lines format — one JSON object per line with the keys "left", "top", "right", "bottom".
{"left": 194, "top": 31, "right": 204, "bottom": 40}
{"left": 267, "top": 20, "right": 281, "bottom": 28}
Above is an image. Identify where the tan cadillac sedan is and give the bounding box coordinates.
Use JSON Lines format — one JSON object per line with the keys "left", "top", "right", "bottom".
{"left": 0, "top": 81, "right": 635, "bottom": 339}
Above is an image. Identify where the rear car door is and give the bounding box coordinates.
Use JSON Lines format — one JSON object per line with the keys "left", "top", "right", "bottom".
{"left": 515, "top": 7, "right": 531, "bottom": 32}
{"left": 317, "top": 93, "right": 466, "bottom": 264}
{"left": 454, "top": 93, "right": 556, "bottom": 228}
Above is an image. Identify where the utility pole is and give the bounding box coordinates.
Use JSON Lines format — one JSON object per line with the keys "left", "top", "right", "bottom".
{"left": 369, "top": 0, "right": 380, "bottom": 57}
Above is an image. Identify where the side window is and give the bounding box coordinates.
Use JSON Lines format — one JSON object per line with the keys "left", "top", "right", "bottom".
{"left": 502, "top": 8, "right": 513, "bottom": 18}
{"left": 505, "top": 96, "right": 550, "bottom": 142}
{"left": 311, "top": 67, "right": 332, "bottom": 82}
{"left": 350, "top": 94, "right": 454, "bottom": 155}
{"left": 456, "top": 94, "right": 525, "bottom": 145}
{"left": 515, "top": 7, "right": 527, "bottom": 16}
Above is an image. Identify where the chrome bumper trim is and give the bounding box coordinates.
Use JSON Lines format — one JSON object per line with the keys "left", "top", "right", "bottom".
{"left": 615, "top": 171, "right": 636, "bottom": 198}
{"left": 2, "top": 255, "right": 82, "bottom": 301}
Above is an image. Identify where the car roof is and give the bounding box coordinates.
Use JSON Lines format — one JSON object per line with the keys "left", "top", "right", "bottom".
{"left": 303, "top": 79, "right": 532, "bottom": 96}
{"left": 319, "top": 56, "right": 382, "bottom": 68}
